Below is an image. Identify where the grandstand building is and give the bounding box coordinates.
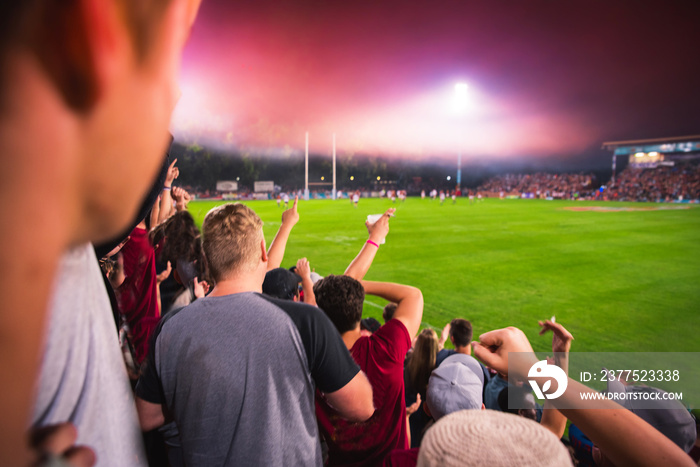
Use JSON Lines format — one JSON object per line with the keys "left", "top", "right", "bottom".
{"left": 602, "top": 136, "right": 700, "bottom": 202}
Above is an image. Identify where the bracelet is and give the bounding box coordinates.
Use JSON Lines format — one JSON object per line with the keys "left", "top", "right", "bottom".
{"left": 163, "top": 186, "right": 171, "bottom": 191}
{"left": 366, "top": 239, "right": 379, "bottom": 248}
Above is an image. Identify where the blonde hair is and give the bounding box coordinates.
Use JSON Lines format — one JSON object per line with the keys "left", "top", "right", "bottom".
{"left": 407, "top": 328, "right": 439, "bottom": 396}
{"left": 202, "top": 203, "right": 263, "bottom": 282}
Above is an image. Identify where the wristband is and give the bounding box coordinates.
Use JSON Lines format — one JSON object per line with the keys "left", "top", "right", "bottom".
{"left": 163, "top": 186, "right": 171, "bottom": 191}
{"left": 366, "top": 239, "right": 379, "bottom": 248}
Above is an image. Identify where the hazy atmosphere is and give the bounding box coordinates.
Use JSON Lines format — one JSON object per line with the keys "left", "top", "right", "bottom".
{"left": 171, "top": 0, "right": 700, "bottom": 170}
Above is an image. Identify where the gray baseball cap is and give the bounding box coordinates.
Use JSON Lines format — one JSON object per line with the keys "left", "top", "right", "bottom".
{"left": 426, "top": 353, "right": 484, "bottom": 421}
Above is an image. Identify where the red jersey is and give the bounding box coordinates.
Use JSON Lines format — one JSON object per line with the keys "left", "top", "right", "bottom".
{"left": 316, "top": 319, "right": 412, "bottom": 466}
{"left": 117, "top": 226, "right": 159, "bottom": 364}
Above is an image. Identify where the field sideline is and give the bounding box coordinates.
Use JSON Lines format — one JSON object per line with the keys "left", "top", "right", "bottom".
{"left": 187, "top": 198, "right": 700, "bottom": 354}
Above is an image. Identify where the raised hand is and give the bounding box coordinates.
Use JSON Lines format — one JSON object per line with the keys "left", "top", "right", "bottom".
{"left": 281, "top": 196, "right": 299, "bottom": 227}
{"left": 538, "top": 319, "right": 574, "bottom": 354}
{"left": 365, "top": 208, "right": 395, "bottom": 244}
{"left": 296, "top": 257, "right": 311, "bottom": 280}
{"left": 193, "top": 277, "right": 210, "bottom": 299}
{"left": 156, "top": 261, "right": 172, "bottom": 284}
{"left": 165, "top": 158, "right": 179, "bottom": 187}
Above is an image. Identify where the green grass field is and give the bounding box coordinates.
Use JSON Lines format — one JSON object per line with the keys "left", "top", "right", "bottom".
{"left": 187, "top": 198, "right": 700, "bottom": 354}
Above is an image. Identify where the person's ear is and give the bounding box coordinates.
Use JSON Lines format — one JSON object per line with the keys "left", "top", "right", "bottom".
{"left": 260, "top": 239, "right": 268, "bottom": 263}
{"left": 34, "top": 0, "right": 128, "bottom": 112}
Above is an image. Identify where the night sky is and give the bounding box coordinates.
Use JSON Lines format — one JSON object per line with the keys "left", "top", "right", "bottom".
{"left": 171, "top": 0, "right": 700, "bottom": 168}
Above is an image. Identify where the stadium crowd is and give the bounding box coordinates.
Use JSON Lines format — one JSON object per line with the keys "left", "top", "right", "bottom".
{"left": 607, "top": 163, "right": 700, "bottom": 202}
{"left": 476, "top": 172, "right": 597, "bottom": 199}
{"left": 2, "top": 1, "right": 698, "bottom": 466}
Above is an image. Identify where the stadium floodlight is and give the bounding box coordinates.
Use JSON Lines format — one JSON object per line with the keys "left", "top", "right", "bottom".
{"left": 377, "top": 176, "right": 381, "bottom": 181}
{"left": 648, "top": 152, "right": 659, "bottom": 157}
{"left": 321, "top": 176, "right": 325, "bottom": 181}
{"left": 350, "top": 176, "right": 354, "bottom": 181}
{"left": 635, "top": 152, "right": 646, "bottom": 158}
{"left": 453, "top": 82, "right": 469, "bottom": 113}
{"left": 447, "top": 176, "right": 451, "bottom": 181}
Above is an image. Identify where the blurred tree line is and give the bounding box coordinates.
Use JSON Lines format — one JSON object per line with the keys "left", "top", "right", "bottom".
{"left": 170, "top": 142, "right": 466, "bottom": 192}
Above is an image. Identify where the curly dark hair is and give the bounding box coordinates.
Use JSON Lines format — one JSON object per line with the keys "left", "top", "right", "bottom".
{"left": 313, "top": 275, "right": 364, "bottom": 334}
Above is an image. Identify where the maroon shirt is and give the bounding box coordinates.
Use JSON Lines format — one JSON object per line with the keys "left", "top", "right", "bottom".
{"left": 316, "top": 319, "right": 412, "bottom": 466}
{"left": 117, "top": 226, "right": 159, "bottom": 364}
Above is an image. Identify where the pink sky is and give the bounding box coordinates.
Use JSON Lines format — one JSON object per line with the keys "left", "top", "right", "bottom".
{"left": 171, "top": 0, "right": 700, "bottom": 162}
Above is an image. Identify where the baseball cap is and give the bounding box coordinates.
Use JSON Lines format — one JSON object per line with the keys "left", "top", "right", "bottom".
{"left": 426, "top": 353, "right": 484, "bottom": 421}
{"left": 262, "top": 268, "right": 301, "bottom": 300}
{"left": 360, "top": 317, "right": 381, "bottom": 334}
{"left": 606, "top": 376, "right": 696, "bottom": 452}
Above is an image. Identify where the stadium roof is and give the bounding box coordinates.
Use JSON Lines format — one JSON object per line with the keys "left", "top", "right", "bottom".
{"left": 602, "top": 135, "right": 700, "bottom": 157}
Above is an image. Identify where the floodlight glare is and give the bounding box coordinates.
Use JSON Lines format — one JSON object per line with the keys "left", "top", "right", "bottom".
{"left": 350, "top": 176, "right": 354, "bottom": 180}
{"left": 321, "top": 176, "right": 325, "bottom": 181}
{"left": 377, "top": 176, "right": 381, "bottom": 181}
{"left": 447, "top": 175, "right": 452, "bottom": 181}
{"left": 634, "top": 152, "right": 645, "bottom": 158}
{"left": 453, "top": 82, "right": 469, "bottom": 113}
{"left": 648, "top": 152, "right": 659, "bottom": 157}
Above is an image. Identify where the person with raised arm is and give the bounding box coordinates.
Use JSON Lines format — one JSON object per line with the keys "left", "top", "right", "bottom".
{"left": 314, "top": 274, "right": 423, "bottom": 465}
{"left": 296, "top": 257, "right": 317, "bottom": 306}
{"left": 135, "top": 203, "right": 373, "bottom": 465}
{"left": 472, "top": 327, "right": 695, "bottom": 467}
{"left": 266, "top": 196, "right": 300, "bottom": 270}
{"left": 344, "top": 208, "right": 395, "bottom": 280}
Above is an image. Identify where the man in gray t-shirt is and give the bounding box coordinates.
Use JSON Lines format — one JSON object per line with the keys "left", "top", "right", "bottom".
{"left": 136, "top": 203, "right": 374, "bottom": 466}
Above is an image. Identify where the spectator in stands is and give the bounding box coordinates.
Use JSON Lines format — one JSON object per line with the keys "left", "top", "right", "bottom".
{"left": 135, "top": 203, "right": 374, "bottom": 465}
{"left": 477, "top": 172, "right": 597, "bottom": 200}
{"left": 417, "top": 409, "right": 573, "bottom": 467}
{"left": 609, "top": 163, "right": 700, "bottom": 202}
{"left": 425, "top": 353, "right": 485, "bottom": 421}
{"left": 360, "top": 317, "right": 382, "bottom": 336}
{"left": 435, "top": 319, "right": 473, "bottom": 366}
{"left": 383, "top": 302, "right": 398, "bottom": 322}
{"left": 314, "top": 275, "right": 423, "bottom": 465}
{"left": 263, "top": 267, "right": 302, "bottom": 300}
{"left": 4, "top": 0, "right": 203, "bottom": 464}
{"left": 152, "top": 210, "right": 210, "bottom": 315}
{"left": 405, "top": 329, "right": 440, "bottom": 447}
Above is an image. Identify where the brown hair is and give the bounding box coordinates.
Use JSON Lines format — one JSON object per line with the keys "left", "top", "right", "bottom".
{"left": 407, "top": 328, "right": 438, "bottom": 396}
{"left": 202, "top": 203, "right": 263, "bottom": 282}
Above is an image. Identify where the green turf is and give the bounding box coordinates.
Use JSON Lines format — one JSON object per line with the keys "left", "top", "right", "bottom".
{"left": 187, "top": 198, "right": 700, "bottom": 354}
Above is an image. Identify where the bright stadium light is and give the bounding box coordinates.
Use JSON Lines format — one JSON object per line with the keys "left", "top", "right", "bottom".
{"left": 648, "top": 152, "right": 659, "bottom": 157}
{"left": 350, "top": 176, "right": 354, "bottom": 181}
{"left": 377, "top": 176, "right": 381, "bottom": 181}
{"left": 321, "top": 176, "right": 325, "bottom": 181}
{"left": 635, "top": 152, "right": 646, "bottom": 158}
{"left": 447, "top": 175, "right": 451, "bottom": 181}
{"left": 453, "top": 82, "right": 469, "bottom": 113}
